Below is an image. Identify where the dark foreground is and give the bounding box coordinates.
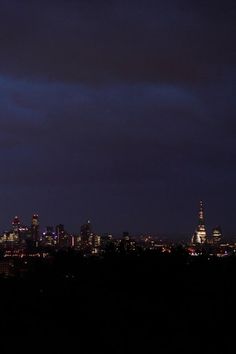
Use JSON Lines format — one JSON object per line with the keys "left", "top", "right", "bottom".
{"left": 0, "top": 250, "right": 235, "bottom": 352}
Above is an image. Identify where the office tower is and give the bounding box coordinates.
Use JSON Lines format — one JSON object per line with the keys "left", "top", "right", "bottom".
{"left": 56, "top": 224, "right": 65, "bottom": 246}
{"left": 56, "top": 224, "right": 72, "bottom": 248}
{"left": 31, "top": 214, "right": 40, "bottom": 246}
{"left": 101, "top": 234, "right": 115, "bottom": 253}
{"left": 56, "top": 224, "right": 65, "bottom": 237}
{"left": 18, "top": 224, "right": 31, "bottom": 246}
{"left": 12, "top": 216, "right": 21, "bottom": 236}
{"left": 80, "top": 220, "right": 100, "bottom": 253}
{"left": 191, "top": 201, "right": 207, "bottom": 244}
{"left": 90, "top": 234, "right": 101, "bottom": 253}
{"left": 74, "top": 234, "right": 82, "bottom": 249}
{"left": 80, "top": 220, "right": 92, "bottom": 250}
{"left": 119, "top": 231, "right": 133, "bottom": 252}
{"left": 80, "top": 220, "right": 92, "bottom": 242}
{"left": 1, "top": 231, "right": 19, "bottom": 248}
{"left": 43, "top": 226, "right": 56, "bottom": 246}
{"left": 212, "top": 226, "right": 222, "bottom": 244}
{"left": 11, "top": 216, "right": 31, "bottom": 246}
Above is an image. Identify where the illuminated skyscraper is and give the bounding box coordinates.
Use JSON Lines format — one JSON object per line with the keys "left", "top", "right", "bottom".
{"left": 191, "top": 201, "right": 207, "bottom": 244}
{"left": 80, "top": 220, "right": 100, "bottom": 253}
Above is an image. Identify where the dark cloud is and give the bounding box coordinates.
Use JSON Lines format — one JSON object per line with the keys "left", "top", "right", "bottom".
{"left": 0, "top": 1, "right": 235, "bottom": 234}
{"left": 0, "top": 0, "right": 235, "bottom": 84}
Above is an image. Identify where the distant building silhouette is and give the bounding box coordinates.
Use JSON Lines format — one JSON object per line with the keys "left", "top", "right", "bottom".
{"left": 80, "top": 220, "right": 92, "bottom": 242}
{"left": 31, "top": 214, "right": 39, "bottom": 246}
{"left": 212, "top": 226, "right": 223, "bottom": 244}
{"left": 12, "top": 216, "right": 21, "bottom": 237}
{"left": 43, "top": 226, "right": 56, "bottom": 246}
{"left": 56, "top": 224, "right": 72, "bottom": 248}
{"left": 80, "top": 220, "right": 101, "bottom": 253}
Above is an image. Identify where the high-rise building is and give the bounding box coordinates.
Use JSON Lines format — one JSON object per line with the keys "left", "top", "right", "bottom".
{"left": 31, "top": 214, "right": 40, "bottom": 246}
{"left": 42, "top": 226, "right": 56, "bottom": 246}
{"left": 56, "top": 224, "right": 72, "bottom": 248}
{"left": 80, "top": 220, "right": 92, "bottom": 242}
{"left": 212, "top": 226, "right": 222, "bottom": 244}
{"left": 9, "top": 216, "right": 31, "bottom": 247}
{"left": 79, "top": 220, "right": 101, "bottom": 253}
{"left": 12, "top": 216, "right": 21, "bottom": 236}
{"left": 73, "top": 234, "right": 82, "bottom": 249}
{"left": 18, "top": 224, "right": 31, "bottom": 246}
{"left": 100, "top": 234, "right": 115, "bottom": 253}
{"left": 80, "top": 220, "right": 92, "bottom": 250}
{"left": 191, "top": 201, "right": 207, "bottom": 244}
{"left": 90, "top": 234, "right": 101, "bottom": 253}
{"left": 0, "top": 231, "right": 19, "bottom": 248}
{"left": 10, "top": 216, "right": 21, "bottom": 245}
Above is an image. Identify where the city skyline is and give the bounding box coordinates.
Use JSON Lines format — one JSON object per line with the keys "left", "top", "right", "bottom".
{"left": 0, "top": 200, "right": 227, "bottom": 240}
{"left": 0, "top": 1, "right": 235, "bottom": 345}
{"left": 0, "top": 1, "right": 235, "bottom": 235}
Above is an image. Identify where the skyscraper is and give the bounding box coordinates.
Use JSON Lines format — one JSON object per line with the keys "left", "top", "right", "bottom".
{"left": 191, "top": 201, "right": 207, "bottom": 244}
{"left": 43, "top": 226, "right": 56, "bottom": 246}
{"left": 80, "top": 220, "right": 92, "bottom": 242}
{"left": 12, "top": 216, "right": 21, "bottom": 237}
{"left": 56, "top": 224, "right": 72, "bottom": 248}
{"left": 212, "top": 226, "right": 223, "bottom": 244}
{"left": 31, "top": 214, "right": 40, "bottom": 246}
{"left": 79, "top": 220, "right": 100, "bottom": 253}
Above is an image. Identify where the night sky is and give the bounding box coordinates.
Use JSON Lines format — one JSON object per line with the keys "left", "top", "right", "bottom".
{"left": 0, "top": 0, "right": 235, "bottom": 236}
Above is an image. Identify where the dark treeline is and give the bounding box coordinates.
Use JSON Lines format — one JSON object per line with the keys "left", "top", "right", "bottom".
{"left": 0, "top": 249, "right": 235, "bottom": 350}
